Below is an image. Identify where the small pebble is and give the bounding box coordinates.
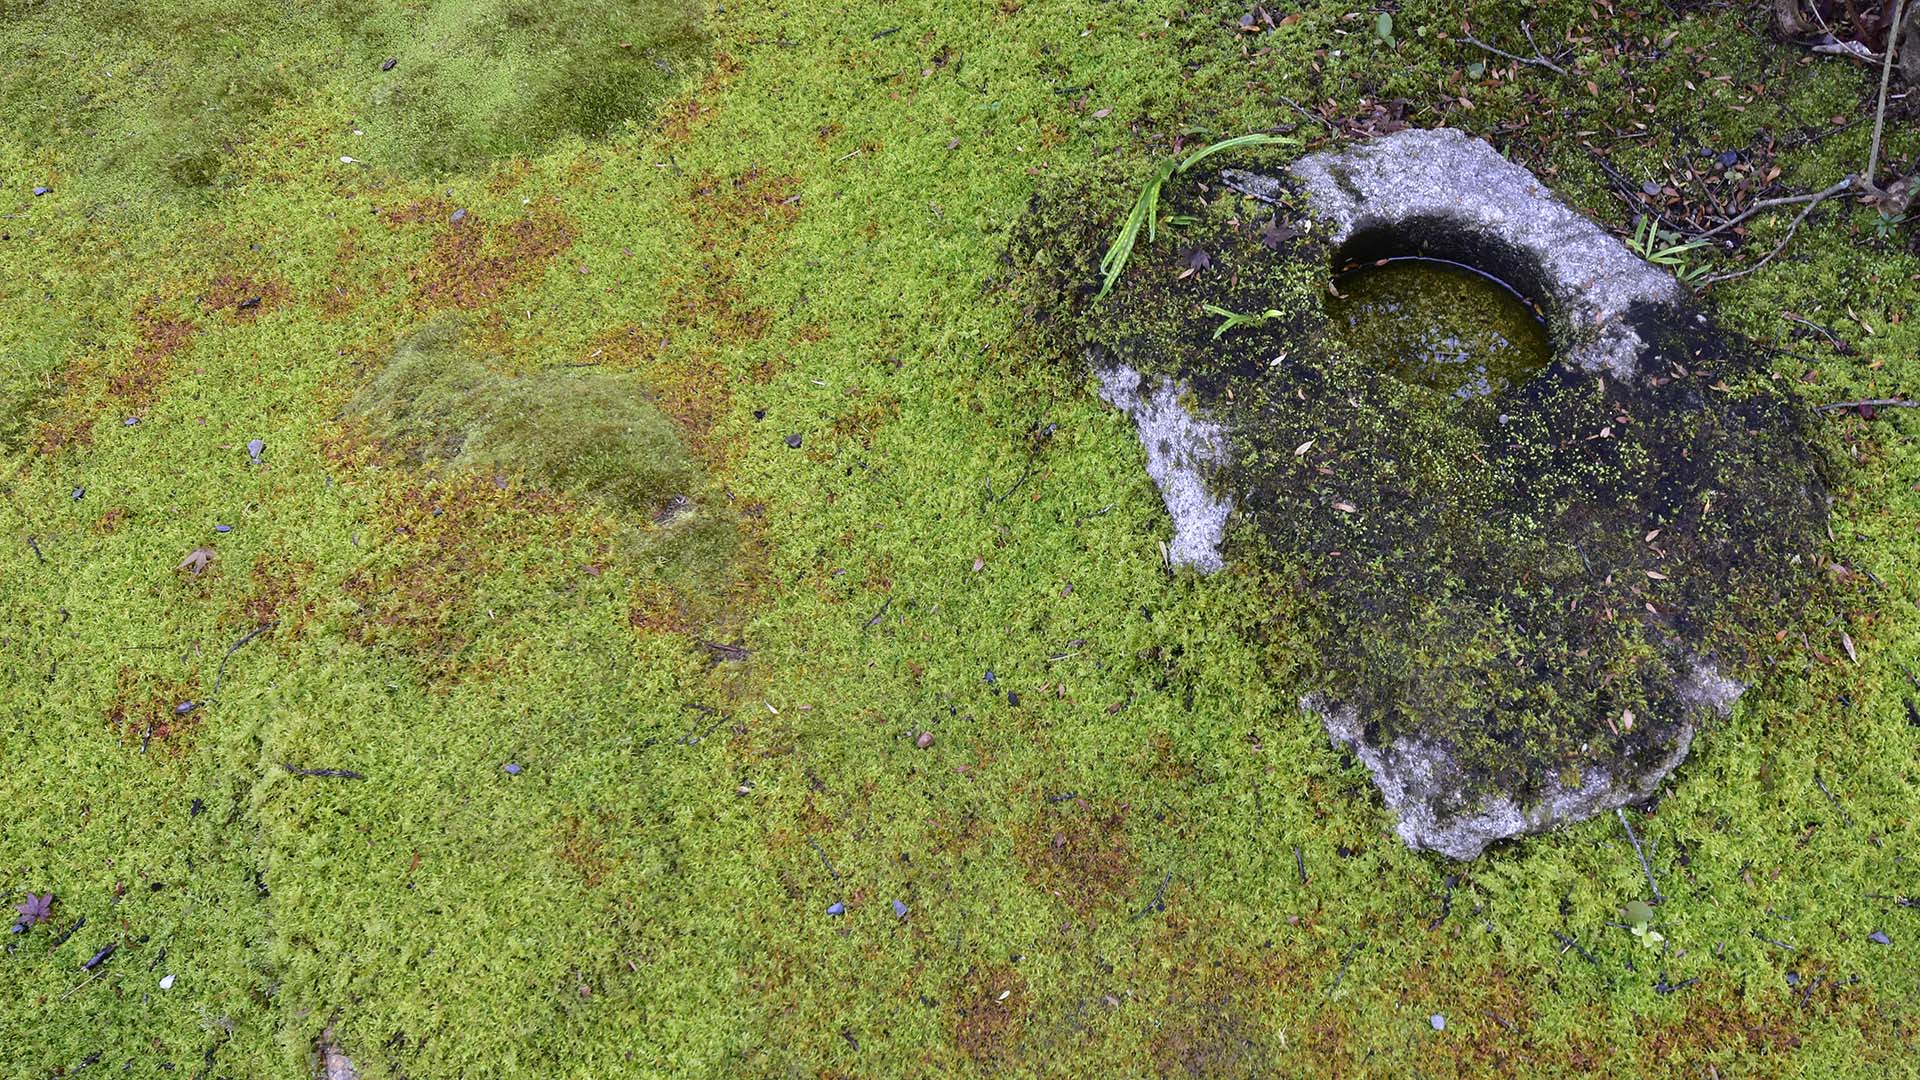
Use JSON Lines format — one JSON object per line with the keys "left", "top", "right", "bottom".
{"left": 503, "top": 762, "right": 521, "bottom": 775}
{"left": 1007, "top": 691, "right": 1020, "bottom": 706}
{"left": 915, "top": 731, "right": 934, "bottom": 749}
{"left": 381, "top": 57, "right": 397, "bottom": 71}
{"left": 1429, "top": 1014, "right": 1445, "bottom": 1031}
{"left": 827, "top": 902, "right": 845, "bottom": 916}
{"left": 173, "top": 701, "right": 196, "bottom": 715}
{"left": 451, "top": 208, "right": 467, "bottom": 224}
{"left": 247, "top": 438, "right": 265, "bottom": 463}
{"left": 785, "top": 433, "right": 803, "bottom": 448}
{"left": 71, "top": 487, "right": 84, "bottom": 501}
{"left": 33, "top": 186, "right": 50, "bottom": 196}
{"left": 983, "top": 669, "right": 995, "bottom": 685}
{"left": 1869, "top": 930, "right": 1892, "bottom": 945}
{"left": 214, "top": 524, "right": 232, "bottom": 533}
{"left": 123, "top": 416, "right": 139, "bottom": 426}
{"left": 892, "top": 899, "right": 908, "bottom": 918}
{"left": 159, "top": 974, "right": 175, "bottom": 990}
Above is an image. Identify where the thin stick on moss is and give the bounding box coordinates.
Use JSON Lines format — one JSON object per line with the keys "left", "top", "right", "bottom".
{"left": 1617, "top": 807, "right": 1664, "bottom": 904}
{"left": 1698, "top": 180, "right": 1855, "bottom": 284}
{"left": 210, "top": 620, "right": 278, "bottom": 699}
{"left": 1552, "top": 931, "right": 1598, "bottom": 964}
{"left": 1814, "top": 397, "right": 1920, "bottom": 412}
{"left": 1691, "top": 176, "right": 1858, "bottom": 242}
{"left": 1866, "top": 0, "right": 1910, "bottom": 190}
{"left": 1455, "top": 23, "right": 1570, "bottom": 77}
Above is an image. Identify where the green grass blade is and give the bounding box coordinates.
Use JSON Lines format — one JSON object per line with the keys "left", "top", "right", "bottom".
{"left": 1177, "top": 132, "right": 1294, "bottom": 174}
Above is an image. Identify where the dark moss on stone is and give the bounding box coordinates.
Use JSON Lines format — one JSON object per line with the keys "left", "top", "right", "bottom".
{"left": 1017, "top": 131, "right": 1830, "bottom": 859}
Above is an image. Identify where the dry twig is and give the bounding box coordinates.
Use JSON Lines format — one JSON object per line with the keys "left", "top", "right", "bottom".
{"left": 1699, "top": 179, "right": 1856, "bottom": 284}
{"left": 1692, "top": 177, "right": 1859, "bottom": 242}
{"left": 1456, "top": 23, "right": 1570, "bottom": 76}
{"left": 1867, "top": 0, "right": 1911, "bottom": 191}
{"left": 1814, "top": 397, "right": 1920, "bottom": 412}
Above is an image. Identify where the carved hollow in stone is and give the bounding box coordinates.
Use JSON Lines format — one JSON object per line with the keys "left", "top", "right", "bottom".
{"left": 1081, "top": 127, "right": 1827, "bottom": 859}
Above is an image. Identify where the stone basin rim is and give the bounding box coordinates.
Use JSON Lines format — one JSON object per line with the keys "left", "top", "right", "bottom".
{"left": 1227, "top": 125, "right": 1685, "bottom": 382}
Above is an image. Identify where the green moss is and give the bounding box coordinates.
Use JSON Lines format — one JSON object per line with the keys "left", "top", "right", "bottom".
{"left": 4, "top": 0, "right": 1920, "bottom": 1076}
{"left": 0, "top": 0, "right": 704, "bottom": 204}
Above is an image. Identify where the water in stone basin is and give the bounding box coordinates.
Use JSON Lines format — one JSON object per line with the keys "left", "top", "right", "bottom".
{"left": 1326, "top": 256, "right": 1552, "bottom": 400}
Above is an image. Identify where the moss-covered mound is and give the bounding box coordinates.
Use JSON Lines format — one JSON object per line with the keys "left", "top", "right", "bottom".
{"left": 346, "top": 319, "right": 699, "bottom": 520}
{"left": 1022, "top": 138, "right": 1831, "bottom": 857}
{"left": 0, "top": 0, "right": 704, "bottom": 198}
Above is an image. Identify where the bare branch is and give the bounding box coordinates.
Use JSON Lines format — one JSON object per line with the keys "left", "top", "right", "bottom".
{"left": 1692, "top": 176, "right": 1858, "bottom": 242}
{"left": 1814, "top": 398, "right": 1920, "bottom": 413}
{"left": 1457, "top": 23, "right": 1570, "bottom": 77}
{"left": 1699, "top": 178, "right": 1857, "bottom": 284}
{"left": 1868, "top": 0, "right": 1912, "bottom": 191}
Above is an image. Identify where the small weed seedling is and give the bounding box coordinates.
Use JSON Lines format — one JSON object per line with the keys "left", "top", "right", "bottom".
{"left": 1203, "top": 304, "right": 1288, "bottom": 339}
{"left": 1097, "top": 133, "right": 1295, "bottom": 299}
{"left": 1630, "top": 215, "right": 1711, "bottom": 283}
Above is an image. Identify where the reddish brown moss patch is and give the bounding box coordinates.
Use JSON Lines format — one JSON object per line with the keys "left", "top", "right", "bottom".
{"left": 1016, "top": 797, "right": 1135, "bottom": 915}
{"left": 406, "top": 209, "right": 574, "bottom": 311}
{"left": 104, "top": 666, "right": 200, "bottom": 750}
{"left": 32, "top": 304, "right": 199, "bottom": 454}
{"left": 1632, "top": 977, "right": 1804, "bottom": 1077}
{"left": 1378, "top": 954, "right": 1544, "bottom": 1078}
{"left": 661, "top": 167, "right": 800, "bottom": 346}
{"left": 953, "top": 964, "right": 1029, "bottom": 1070}
{"left": 91, "top": 506, "right": 131, "bottom": 535}
{"left": 626, "top": 578, "right": 698, "bottom": 636}
{"left": 199, "top": 273, "right": 289, "bottom": 322}
{"left": 659, "top": 50, "right": 742, "bottom": 144}
{"left": 1144, "top": 962, "right": 1277, "bottom": 1077}
{"left": 380, "top": 197, "right": 457, "bottom": 228}
{"left": 586, "top": 324, "right": 735, "bottom": 466}
{"left": 826, "top": 388, "right": 900, "bottom": 452}
{"left": 109, "top": 310, "right": 197, "bottom": 408}
{"left": 554, "top": 808, "right": 619, "bottom": 888}
{"left": 318, "top": 227, "right": 375, "bottom": 318}
{"left": 234, "top": 554, "right": 318, "bottom": 638}
{"left": 342, "top": 474, "right": 573, "bottom": 674}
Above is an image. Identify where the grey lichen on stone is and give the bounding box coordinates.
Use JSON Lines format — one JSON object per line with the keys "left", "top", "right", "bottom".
{"left": 1093, "top": 359, "right": 1231, "bottom": 572}
{"left": 1061, "top": 127, "right": 1827, "bottom": 860}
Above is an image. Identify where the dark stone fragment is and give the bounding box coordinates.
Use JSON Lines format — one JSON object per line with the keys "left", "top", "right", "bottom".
{"left": 785, "top": 433, "right": 803, "bottom": 448}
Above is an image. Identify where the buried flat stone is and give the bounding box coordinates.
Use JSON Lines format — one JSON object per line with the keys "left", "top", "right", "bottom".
{"left": 1063, "top": 127, "right": 1827, "bottom": 859}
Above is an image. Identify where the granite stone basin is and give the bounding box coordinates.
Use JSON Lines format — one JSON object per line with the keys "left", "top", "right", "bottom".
{"left": 1085, "top": 128, "right": 1828, "bottom": 859}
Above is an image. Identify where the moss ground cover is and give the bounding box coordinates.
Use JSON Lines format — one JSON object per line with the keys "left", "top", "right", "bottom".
{"left": 3, "top": 1, "right": 1919, "bottom": 1076}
